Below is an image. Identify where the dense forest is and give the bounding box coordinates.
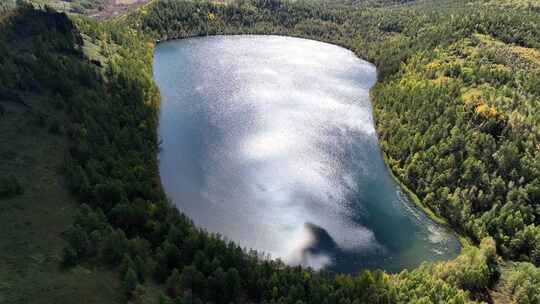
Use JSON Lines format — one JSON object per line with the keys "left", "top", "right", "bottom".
{"left": 127, "top": 0, "right": 540, "bottom": 266}
{"left": 1, "top": 0, "right": 540, "bottom": 303}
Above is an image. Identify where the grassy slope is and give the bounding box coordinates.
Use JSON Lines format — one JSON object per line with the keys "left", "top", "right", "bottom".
{"left": 0, "top": 4, "right": 167, "bottom": 302}
{"left": 28, "top": 0, "right": 110, "bottom": 14}
{"left": 0, "top": 7, "right": 123, "bottom": 304}
{"left": 0, "top": 92, "right": 122, "bottom": 304}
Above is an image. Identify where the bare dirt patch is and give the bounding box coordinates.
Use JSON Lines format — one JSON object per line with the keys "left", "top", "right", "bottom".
{"left": 90, "top": 0, "right": 150, "bottom": 19}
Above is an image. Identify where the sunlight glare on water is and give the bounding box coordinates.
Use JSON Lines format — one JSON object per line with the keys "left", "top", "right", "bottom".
{"left": 154, "top": 35, "right": 460, "bottom": 273}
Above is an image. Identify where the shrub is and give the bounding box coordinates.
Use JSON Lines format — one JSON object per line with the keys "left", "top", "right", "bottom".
{"left": 48, "top": 119, "right": 62, "bottom": 134}
{"left": 0, "top": 175, "right": 23, "bottom": 199}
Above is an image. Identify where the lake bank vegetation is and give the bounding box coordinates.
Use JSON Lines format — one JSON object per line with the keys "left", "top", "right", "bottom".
{"left": 1, "top": 0, "right": 539, "bottom": 303}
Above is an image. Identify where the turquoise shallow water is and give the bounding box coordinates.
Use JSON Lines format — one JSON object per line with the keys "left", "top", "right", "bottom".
{"left": 154, "top": 35, "right": 460, "bottom": 273}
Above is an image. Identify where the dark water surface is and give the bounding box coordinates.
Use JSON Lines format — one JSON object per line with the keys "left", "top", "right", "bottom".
{"left": 154, "top": 35, "right": 460, "bottom": 273}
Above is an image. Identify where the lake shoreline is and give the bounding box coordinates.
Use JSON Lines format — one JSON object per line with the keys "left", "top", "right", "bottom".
{"left": 380, "top": 151, "right": 471, "bottom": 248}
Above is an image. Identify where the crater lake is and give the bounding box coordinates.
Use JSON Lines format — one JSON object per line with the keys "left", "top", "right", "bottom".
{"left": 153, "top": 35, "right": 461, "bottom": 273}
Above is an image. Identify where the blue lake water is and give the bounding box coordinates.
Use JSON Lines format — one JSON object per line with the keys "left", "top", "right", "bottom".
{"left": 154, "top": 35, "right": 460, "bottom": 273}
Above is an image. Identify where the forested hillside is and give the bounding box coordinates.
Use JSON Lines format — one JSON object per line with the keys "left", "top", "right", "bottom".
{"left": 1, "top": 0, "right": 540, "bottom": 303}
{"left": 0, "top": 4, "right": 127, "bottom": 303}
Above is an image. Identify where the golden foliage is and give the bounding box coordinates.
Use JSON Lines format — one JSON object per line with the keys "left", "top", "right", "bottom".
{"left": 475, "top": 103, "right": 499, "bottom": 118}
{"left": 430, "top": 75, "right": 453, "bottom": 86}
{"left": 461, "top": 88, "right": 483, "bottom": 105}
{"left": 426, "top": 59, "right": 442, "bottom": 71}
{"left": 474, "top": 33, "right": 540, "bottom": 68}
{"left": 491, "top": 64, "right": 512, "bottom": 74}
{"left": 461, "top": 88, "right": 499, "bottom": 117}
{"left": 511, "top": 45, "right": 540, "bottom": 66}
{"left": 486, "top": 0, "right": 540, "bottom": 9}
